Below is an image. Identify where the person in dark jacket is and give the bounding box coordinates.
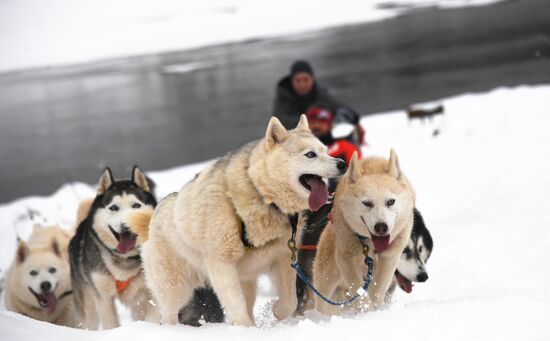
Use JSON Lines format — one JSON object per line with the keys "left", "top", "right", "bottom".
{"left": 272, "top": 60, "right": 342, "bottom": 129}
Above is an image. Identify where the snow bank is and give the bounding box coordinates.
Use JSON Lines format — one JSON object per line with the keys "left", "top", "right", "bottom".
{"left": 0, "top": 0, "right": 503, "bottom": 73}
{"left": 1, "top": 84, "right": 550, "bottom": 340}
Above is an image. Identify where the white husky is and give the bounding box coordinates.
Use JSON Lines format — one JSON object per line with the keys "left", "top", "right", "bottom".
{"left": 129, "top": 115, "right": 347, "bottom": 326}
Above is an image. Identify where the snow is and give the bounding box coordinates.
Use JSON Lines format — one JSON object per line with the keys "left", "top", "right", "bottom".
{"left": 0, "top": 0, "right": 504, "bottom": 73}
{"left": 2, "top": 84, "right": 550, "bottom": 339}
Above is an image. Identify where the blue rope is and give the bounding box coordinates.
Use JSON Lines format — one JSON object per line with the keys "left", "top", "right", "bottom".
{"left": 291, "top": 255, "right": 374, "bottom": 306}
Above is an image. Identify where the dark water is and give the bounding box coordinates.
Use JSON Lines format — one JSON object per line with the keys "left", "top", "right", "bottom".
{"left": 0, "top": 0, "right": 549, "bottom": 202}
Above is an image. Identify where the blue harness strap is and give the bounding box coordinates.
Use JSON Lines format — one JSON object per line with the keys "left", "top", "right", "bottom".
{"left": 291, "top": 254, "right": 373, "bottom": 306}
{"left": 287, "top": 213, "right": 374, "bottom": 306}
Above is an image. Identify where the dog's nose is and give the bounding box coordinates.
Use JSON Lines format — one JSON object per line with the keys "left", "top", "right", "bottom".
{"left": 40, "top": 281, "right": 52, "bottom": 292}
{"left": 417, "top": 272, "right": 428, "bottom": 282}
{"left": 336, "top": 159, "right": 347, "bottom": 174}
{"left": 374, "top": 222, "right": 388, "bottom": 235}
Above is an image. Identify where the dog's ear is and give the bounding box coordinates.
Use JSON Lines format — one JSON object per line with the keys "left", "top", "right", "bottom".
{"left": 131, "top": 165, "right": 150, "bottom": 193}
{"left": 347, "top": 151, "right": 362, "bottom": 183}
{"left": 16, "top": 240, "right": 29, "bottom": 264}
{"left": 295, "top": 114, "right": 310, "bottom": 132}
{"left": 387, "top": 148, "right": 401, "bottom": 179}
{"left": 50, "top": 238, "right": 61, "bottom": 257}
{"left": 97, "top": 167, "right": 114, "bottom": 195}
{"left": 265, "top": 116, "right": 289, "bottom": 149}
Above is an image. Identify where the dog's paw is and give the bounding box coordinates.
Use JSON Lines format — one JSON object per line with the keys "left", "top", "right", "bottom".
{"left": 231, "top": 316, "right": 255, "bottom": 327}
{"left": 367, "top": 292, "right": 386, "bottom": 310}
{"left": 272, "top": 298, "right": 297, "bottom": 320}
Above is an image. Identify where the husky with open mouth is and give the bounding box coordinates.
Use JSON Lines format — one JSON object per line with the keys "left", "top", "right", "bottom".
{"left": 4, "top": 224, "right": 76, "bottom": 327}
{"left": 296, "top": 207, "right": 432, "bottom": 313}
{"left": 126, "top": 115, "right": 346, "bottom": 326}
{"left": 312, "top": 150, "right": 415, "bottom": 315}
{"left": 68, "top": 166, "right": 161, "bottom": 329}
{"left": 387, "top": 208, "right": 433, "bottom": 297}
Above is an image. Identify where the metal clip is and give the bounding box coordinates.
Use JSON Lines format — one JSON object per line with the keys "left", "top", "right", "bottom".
{"left": 362, "top": 243, "right": 370, "bottom": 257}
{"left": 287, "top": 238, "right": 297, "bottom": 263}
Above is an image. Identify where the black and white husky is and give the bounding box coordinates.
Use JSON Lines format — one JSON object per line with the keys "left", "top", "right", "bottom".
{"left": 389, "top": 208, "right": 434, "bottom": 296}
{"left": 69, "top": 166, "right": 223, "bottom": 329}
{"left": 69, "top": 166, "right": 159, "bottom": 329}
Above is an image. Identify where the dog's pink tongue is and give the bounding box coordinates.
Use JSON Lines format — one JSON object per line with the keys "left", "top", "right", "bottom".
{"left": 117, "top": 232, "right": 137, "bottom": 254}
{"left": 371, "top": 235, "right": 390, "bottom": 252}
{"left": 42, "top": 293, "right": 58, "bottom": 315}
{"left": 306, "top": 177, "right": 328, "bottom": 212}
{"left": 396, "top": 272, "right": 413, "bottom": 294}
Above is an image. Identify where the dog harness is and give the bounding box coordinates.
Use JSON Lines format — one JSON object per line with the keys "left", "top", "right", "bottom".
{"left": 114, "top": 272, "right": 139, "bottom": 294}
{"left": 237, "top": 214, "right": 254, "bottom": 249}
{"left": 298, "top": 244, "right": 317, "bottom": 251}
{"left": 58, "top": 290, "right": 73, "bottom": 300}
{"left": 237, "top": 203, "right": 282, "bottom": 249}
{"left": 115, "top": 279, "right": 131, "bottom": 294}
{"left": 287, "top": 213, "right": 374, "bottom": 306}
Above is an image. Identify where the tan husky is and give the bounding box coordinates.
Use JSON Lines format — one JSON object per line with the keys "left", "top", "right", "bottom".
{"left": 129, "top": 115, "right": 346, "bottom": 326}
{"left": 312, "top": 150, "right": 415, "bottom": 315}
{"left": 4, "top": 225, "right": 76, "bottom": 327}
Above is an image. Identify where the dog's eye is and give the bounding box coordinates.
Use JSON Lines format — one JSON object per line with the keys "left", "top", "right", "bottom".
{"left": 386, "top": 199, "right": 396, "bottom": 207}
{"left": 48, "top": 267, "right": 57, "bottom": 274}
{"left": 418, "top": 246, "right": 423, "bottom": 253}
{"left": 30, "top": 270, "right": 38, "bottom": 276}
{"left": 362, "top": 201, "right": 373, "bottom": 208}
{"left": 109, "top": 205, "right": 119, "bottom": 212}
{"left": 132, "top": 203, "right": 142, "bottom": 209}
{"left": 304, "top": 151, "right": 317, "bottom": 159}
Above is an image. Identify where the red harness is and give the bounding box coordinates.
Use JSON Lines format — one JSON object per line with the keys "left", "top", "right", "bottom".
{"left": 298, "top": 244, "right": 318, "bottom": 251}
{"left": 115, "top": 279, "right": 131, "bottom": 294}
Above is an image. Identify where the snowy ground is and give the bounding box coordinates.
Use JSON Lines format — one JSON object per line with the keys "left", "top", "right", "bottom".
{"left": 1, "top": 84, "right": 550, "bottom": 340}
{"left": 0, "top": 0, "right": 504, "bottom": 73}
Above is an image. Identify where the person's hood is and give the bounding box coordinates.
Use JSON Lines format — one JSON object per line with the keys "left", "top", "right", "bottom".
{"left": 276, "top": 75, "right": 297, "bottom": 99}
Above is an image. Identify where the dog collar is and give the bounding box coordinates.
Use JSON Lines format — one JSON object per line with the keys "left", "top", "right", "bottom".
{"left": 237, "top": 214, "right": 255, "bottom": 249}
{"left": 115, "top": 279, "right": 131, "bottom": 294}
{"left": 58, "top": 290, "right": 73, "bottom": 300}
{"left": 355, "top": 233, "right": 369, "bottom": 243}
{"left": 298, "top": 244, "right": 317, "bottom": 251}
{"left": 113, "top": 274, "right": 138, "bottom": 295}
{"left": 355, "top": 233, "right": 379, "bottom": 254}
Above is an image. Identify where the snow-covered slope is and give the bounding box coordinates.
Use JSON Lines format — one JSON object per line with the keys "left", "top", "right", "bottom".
{"left": 0, "top": 0, "right": 504, "bottom": 73}
{"left": 1, "top": 85, "right": 549, "bottom": 340}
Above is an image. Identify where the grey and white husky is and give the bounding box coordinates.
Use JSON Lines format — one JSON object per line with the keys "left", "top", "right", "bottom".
{"left": 69, "top": 166, "right": 224, "bottom": 329}
{"left": 69, "top": 166, "right": 160, "bottom": 329}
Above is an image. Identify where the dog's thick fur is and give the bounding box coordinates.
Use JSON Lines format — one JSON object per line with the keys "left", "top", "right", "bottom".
{"left": 313, "top": 150, "right": 415, "bottom": 315}
{"left": 387, "top": 208, "right": 433, "bottom": 298}
{"left": 130, "top": 115, "right": 345, "bottom": 326}
{"left": 75, "top": 198, "right": 94, "bottom": 228}
{"left": 126, "top": 202, "right": 225, "bottom": 327}
{"left": 4, "top": 224, "right": 76, "bottom": 327}
{"left": 68, "top": 166, "right": 160, "bottom": 329}
{"left": 295, "top": 206, "right": 431, "bottom": 314}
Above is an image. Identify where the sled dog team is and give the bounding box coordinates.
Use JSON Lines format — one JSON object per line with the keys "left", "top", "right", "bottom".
{"left": 3, "top": 115, "right": 433, "bottom": 328}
